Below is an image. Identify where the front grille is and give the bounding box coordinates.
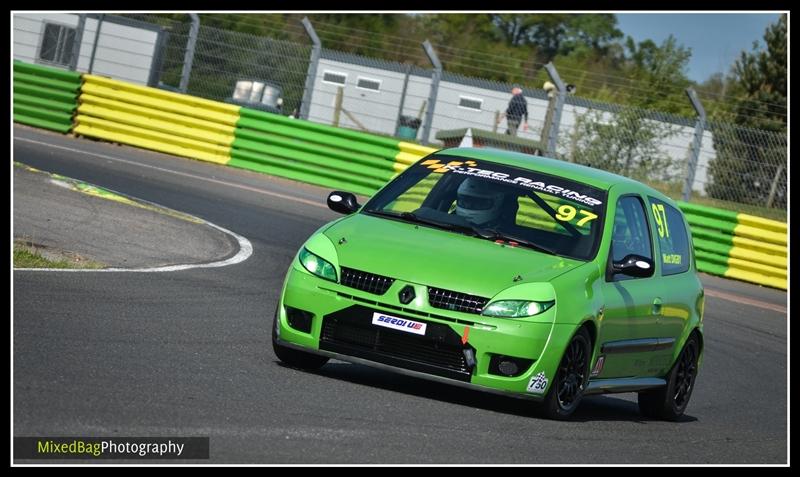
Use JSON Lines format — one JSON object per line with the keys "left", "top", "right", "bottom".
{"left": 428, "top": 287, "right": 489, "bottom": 315}
{"left": 340, "top": 267, "right": 395, "bottom": 295}
{"left": 319, "top": 305, "right": 473, "bottom": 381}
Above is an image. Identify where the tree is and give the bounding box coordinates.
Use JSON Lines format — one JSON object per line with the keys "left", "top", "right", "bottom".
{"left": 491, "top": 14, "right": 622, "bottom": 66}
{"left": 623, "top": 35, "right": 693, "bottom": 115}
{"left": 569, "top": 108, "right": 679, "bottom": 184}
{"left": 706, "top": 14, "right": 787, "bottom": 208}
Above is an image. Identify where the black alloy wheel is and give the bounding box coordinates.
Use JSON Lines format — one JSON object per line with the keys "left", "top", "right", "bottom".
{"left": 638, "top": 333, "right": 700, "bottom": 421}
{"left": 540, "top": 327, "right": 592, "bottom": 420}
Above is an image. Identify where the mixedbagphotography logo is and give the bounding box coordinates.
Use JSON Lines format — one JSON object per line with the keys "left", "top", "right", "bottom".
{"left": 14, "top": 437, "right": 210, "bottom": 460}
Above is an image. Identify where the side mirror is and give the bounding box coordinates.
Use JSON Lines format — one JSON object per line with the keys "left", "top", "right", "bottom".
{"left": 612, "top": 254, "right": 654, "bottom": 278}
{"left": 327, "top": 191, "right": 360, "bottom": 215}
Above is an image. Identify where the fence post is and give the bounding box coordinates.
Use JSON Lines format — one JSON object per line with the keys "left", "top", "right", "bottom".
{"left": 766, "top": 163, "right": 785, "bottom": 208}
{"left": 395, "top": 62, "right": 413, "bottom": 136}
{"left": 540, "top": 84, "right": 556, "bottom": 147}
{"left": 543, "top": 63, "right": 566, "bottom": 158}
{"left": 69, "top": 14, "right": 86, "bottom": 71}
{"left": 87, "top": 14, "right": 104, "bottom": 74}
{"left": 179, "top": 13, "right": 200, "bottom": 93}
{"left": 333, "top": 87, "right": 343, "bottom": 127}
{"left": 300, "top": 17, "right": 321, "bottom": 121}
{"left": 421, "top": 40, "right": 441, "bottom": 146}
{"left": 683, "top": 88, "right": 706, "bottom": 202}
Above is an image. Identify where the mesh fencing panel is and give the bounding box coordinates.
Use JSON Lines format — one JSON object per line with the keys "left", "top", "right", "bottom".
{"left": 95, "top": 14, "right": 786, "bottom": 218}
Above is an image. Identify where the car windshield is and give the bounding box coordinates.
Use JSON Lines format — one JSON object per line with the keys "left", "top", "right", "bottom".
{"left": 363, "top": 154, "right": 608, "bottom": 261}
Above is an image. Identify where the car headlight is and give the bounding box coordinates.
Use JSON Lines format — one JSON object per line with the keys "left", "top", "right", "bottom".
{"left": 481, "top": 300, "right": 554, "bottom": 318}
{"left": 298, "top": 247, "right": 337, "bottom": 282}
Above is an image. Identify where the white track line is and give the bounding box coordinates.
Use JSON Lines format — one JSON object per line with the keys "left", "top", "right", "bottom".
{"left": 14, "top": 220, "right": 253, "bottom": 273}
{"left": 14, "top": 136, "right": 327, "bottom": 209}
{"left": 14, "top": 140, "right": 255, "bottom": 272}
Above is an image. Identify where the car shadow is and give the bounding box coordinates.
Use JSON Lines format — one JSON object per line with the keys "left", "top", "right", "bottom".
{"left": 275, "top": 360, "right": 698, "bottom": 423}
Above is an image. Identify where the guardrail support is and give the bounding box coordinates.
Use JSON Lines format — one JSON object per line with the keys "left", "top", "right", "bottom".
{"left": 543, "top": 63, "right": 566, "bottom": 158}
{"left": 300, "top": 17, "right": 321, "bottom": 120}
{"left": 421, "top": 40, "right": 441, "bottom": 146}
{"left": 683, "top": 88, "right": 706, "bottom": 202}
{"left": 179, "top": 14, "right": 200, "bottom": 93}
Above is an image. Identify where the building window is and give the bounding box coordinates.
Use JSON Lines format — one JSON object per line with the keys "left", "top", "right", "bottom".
{"left": 356, "top": 77, "right": 381, "bottom": 92}
{"left": 458, "top": 96, "right": 483, "bottom": 111}
{"left": 322, "top": 71, "right": 347, "bottom": 86}
{"left": 38, "top": 22, "right": 77, "bottom": 67}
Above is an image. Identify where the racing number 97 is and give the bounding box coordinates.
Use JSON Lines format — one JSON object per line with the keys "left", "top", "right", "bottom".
{"left": 556, "top": 205, "right": 598, "bottom": 226}
{"left": 652, "top": 203, "right": 669, "bottom": 238}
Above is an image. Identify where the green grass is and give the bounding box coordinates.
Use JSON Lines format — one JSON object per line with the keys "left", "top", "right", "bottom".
{"left": 13, "top": 244, "right": 104, "bottom": 269}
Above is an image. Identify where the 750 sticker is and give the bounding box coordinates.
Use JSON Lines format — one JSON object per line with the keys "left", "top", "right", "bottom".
{"left": 527, "top": 372, "right": 549, "bottom": 394}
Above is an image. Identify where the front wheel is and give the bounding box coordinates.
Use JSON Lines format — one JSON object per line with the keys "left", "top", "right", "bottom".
{"left": 538, "top": 327, "right": 592, "bottom": 420}
{"left": 638, "top": 333, "right": 700, "bottom": 420}
{"left": 271, "top": 306, "right": 329, "bottom": 371}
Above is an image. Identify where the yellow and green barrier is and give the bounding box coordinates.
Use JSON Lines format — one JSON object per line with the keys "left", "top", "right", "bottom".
{"left": 73, "top": 75, "right": 240, "bottom": 165}
{"left": 678, "top": 202, "right": 787, "bottom": 290}
{"left": 13, "top": 60, "right": 82, "bottom": 133}
{"left": 230, "top": 108, "right": 405, "bottom": 197}
{"left": 12, "top": 62, "right": 786, "bottom": 289}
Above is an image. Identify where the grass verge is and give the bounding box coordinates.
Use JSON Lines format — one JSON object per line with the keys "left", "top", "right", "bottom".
{"left": 13, "top": 241, "right": 104, "bottom": 269}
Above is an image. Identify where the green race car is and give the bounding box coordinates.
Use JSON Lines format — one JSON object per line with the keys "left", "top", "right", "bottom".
{"left": 272, "top": 147, "right": 704, "bottom": 420}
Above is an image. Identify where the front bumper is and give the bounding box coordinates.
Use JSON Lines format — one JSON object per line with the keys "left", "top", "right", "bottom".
{"left": 276, "top": 263, "right": 573, "bottom": 398}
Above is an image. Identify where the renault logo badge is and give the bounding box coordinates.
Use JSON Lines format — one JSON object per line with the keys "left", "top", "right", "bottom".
{"left": 398, "top": 285, "right": 415, "bottom": 305}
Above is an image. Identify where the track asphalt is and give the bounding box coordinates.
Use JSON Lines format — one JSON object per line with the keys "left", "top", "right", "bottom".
{"left": 12, "top": 125, "right": 788, "bottom": 464}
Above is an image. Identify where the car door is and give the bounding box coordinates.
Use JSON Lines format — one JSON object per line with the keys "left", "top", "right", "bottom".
{"left": 596, "top": 194, "right": 661, "bottom": 379}
{"left": 646, "top": 196, "right": 702, "bottom": 375}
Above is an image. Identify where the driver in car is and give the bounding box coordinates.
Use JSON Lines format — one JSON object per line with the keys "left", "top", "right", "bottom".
{"left": 455, "top": 177, "right": 512, "bottom": 228}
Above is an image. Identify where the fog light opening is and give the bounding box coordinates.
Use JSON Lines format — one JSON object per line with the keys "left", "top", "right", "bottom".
{"left": 285, "top": 306, "right": 314, "bottom": 333}
{"left": 488, "top": 354, "right": 535, "bottom": 378}
{"left": 498, "top": 360, "right": 519, "bottom": 376}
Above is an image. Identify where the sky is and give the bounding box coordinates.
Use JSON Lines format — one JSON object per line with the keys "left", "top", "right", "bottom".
{"left": 616, "top": 13, "right": 784, "bottom": 83}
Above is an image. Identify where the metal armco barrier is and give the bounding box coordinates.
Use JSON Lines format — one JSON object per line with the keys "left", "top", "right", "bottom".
{"left": 12, "top": 63, "right": 785, "bottom": 290}
{"left": 13, "top": 61, "right": 82, "bottom": 133}
{"left": 679, "top": 202, "right": 787, "bottom": 290}
{"left": 74, "top": 75, "right": 240, "bottom": 164}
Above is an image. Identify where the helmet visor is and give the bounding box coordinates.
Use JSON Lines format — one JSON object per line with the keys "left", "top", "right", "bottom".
{"left": 457, "top": 194, "right": 496, "bottom": 210}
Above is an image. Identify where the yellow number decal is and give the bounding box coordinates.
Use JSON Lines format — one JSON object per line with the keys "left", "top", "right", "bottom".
{"left": 576, "top": 210, "right": 598, "bottom": 226}
{"left": 651, "top": 203, "right": 669, "bottom": 238}
{"left": 555, "top": 205, "right": 598, "bottom": 226}
{"left": 556, "top": 205, "right": 577, "bottom": 222}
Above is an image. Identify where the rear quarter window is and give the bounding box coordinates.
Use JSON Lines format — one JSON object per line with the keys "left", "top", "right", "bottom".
{"left": 648, "top": 197, "right": 691, "bottom": 275}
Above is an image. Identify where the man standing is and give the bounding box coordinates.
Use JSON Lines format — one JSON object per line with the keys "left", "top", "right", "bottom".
{"left": 498, "top": 86, "right": 528, "bottom": 136}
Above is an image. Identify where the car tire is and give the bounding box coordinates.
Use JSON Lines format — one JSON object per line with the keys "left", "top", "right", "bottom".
{"left": 271, "top": 306, "right": 329, "bottom": 371}
{"left": 539, "top": 327, "right": 592, "bottom": 420}
{"left": 638, "top": 333, "right": 700, "bottom": 421}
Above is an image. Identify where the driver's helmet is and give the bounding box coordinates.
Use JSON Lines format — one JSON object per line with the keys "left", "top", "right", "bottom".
{"left": 455, "top": 177, "right": 506, "bottom": 225}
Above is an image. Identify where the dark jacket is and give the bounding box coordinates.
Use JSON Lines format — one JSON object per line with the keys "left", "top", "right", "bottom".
{"left": 506, "top": 93, "right": 528, "bottom": 121}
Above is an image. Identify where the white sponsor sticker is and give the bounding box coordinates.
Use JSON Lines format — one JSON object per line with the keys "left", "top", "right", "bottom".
{"left": 527, "top": 371, "right": 549, "bottom": 394}
{"left": 371, "top": 312, "right": 427, "bottom": 336}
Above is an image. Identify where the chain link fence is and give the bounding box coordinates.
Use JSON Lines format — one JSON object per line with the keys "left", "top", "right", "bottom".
{"left": 66, "top": 13, "right": 787, "bottom": 220}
